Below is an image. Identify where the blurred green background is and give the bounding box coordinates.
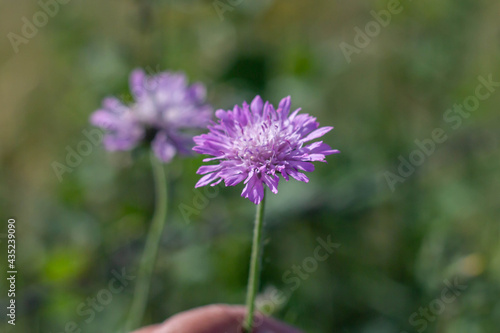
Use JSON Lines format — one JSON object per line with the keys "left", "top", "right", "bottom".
{"left": 1, "top": 0, "right": 500, "bottom": 332}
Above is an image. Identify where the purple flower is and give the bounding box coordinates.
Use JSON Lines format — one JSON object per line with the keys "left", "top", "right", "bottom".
{"left": 90, "top": 69, "right": 212, "bottom": 162}
{"left": 193, "top": 96, "right": 340, "bottom": 204}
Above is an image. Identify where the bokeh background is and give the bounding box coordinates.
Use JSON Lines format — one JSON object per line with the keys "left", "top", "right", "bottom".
{"left": 1, "top": 0, "right": 500, "bottom": 332}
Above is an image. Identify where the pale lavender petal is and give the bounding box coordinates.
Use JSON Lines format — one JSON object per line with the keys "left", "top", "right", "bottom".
{"left": 152, "top": 132, "right": 177, "bottom": 163}
{"left": 188, "top": 83, "right": 207, "bottom": 102}
{"left": 130, "top": 69, "right": 147, "bottom": 99}
{"left": 90, "top": 110, "right": 119, "bottom": 130}
{"left": 90, "top": 98, "right": 143, "bottom": 151}
{"left": 102, "top": 133, "right": 142, "bottom": 151}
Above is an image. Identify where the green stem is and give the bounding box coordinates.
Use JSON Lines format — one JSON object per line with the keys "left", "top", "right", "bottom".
{"left": 243, "top": 192, "right": 266, "bottom": 332}
{"left": 125, "top": 151, "right": 168, "bottom": 331}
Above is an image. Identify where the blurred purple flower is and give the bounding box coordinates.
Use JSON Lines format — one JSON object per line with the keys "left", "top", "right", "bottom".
{"left": 90, "top": 69, "right": 212, "bottom": 162}
{"left": 193, "top": 95, "right": 339, "bottom": 204}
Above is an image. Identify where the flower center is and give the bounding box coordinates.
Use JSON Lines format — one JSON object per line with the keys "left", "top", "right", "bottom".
{"left": 233, "top": 121, "right": 285, "bottom": 166}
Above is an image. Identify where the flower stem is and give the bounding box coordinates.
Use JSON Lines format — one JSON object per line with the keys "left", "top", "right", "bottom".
{"left": 243, "top": 193, "right": 266, "bottom": 332}
{"left": 125, "top": 151, "right": 168, "bottom": 331}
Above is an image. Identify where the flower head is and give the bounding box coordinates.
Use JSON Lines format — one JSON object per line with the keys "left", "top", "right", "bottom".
{"left": 90, "top": 69, "right": 212, "bottom": 162}
{"left": 193, "top": 96, "right": 339, "bottom": 204}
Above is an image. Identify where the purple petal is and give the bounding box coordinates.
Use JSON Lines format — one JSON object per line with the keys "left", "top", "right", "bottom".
{"left": 262, "top": 174, "right": 279, "bottom": 194}
{"left": 289, "top": 161, "right": 315, "bottom": 172}
{"left": 278, "top": 96, "right": 291, "bottom": 117}
{"left": 288, "top": 108, "right": 301, "bottom": 121}
{"left": 279, "top": 166, "right": 290, "bottom": 181}
{"left": 293, "top": 114, "right": 319, "bottom": 136}
{"left": 197, "top": 164, "right": 223, "bottom": 175}
{"left": 287, "top": 169, "right": 309, "bottom": 183}
{"left": 241, "top": 174, "right": 265, "bottom": 204}
{"left": 233, "top": 105, "right": 248, "bottom": 126}
{"left": 262, "top": 101, "right": 270, "bottom": 120}
{"left": 306, "top": 141, "right": 341, "bottom": 156}
{"left": 301, "top": 126, "right": 333, "bottom": 143}
{"left": 202, "top": 156, "right": 225, "bottom": 162}
{"left": 250, "top": 95, "right": 264, "bottom": 117}
{"left": 221, "top": 167, "right": 248, "bottom": 186}
{"left": 195, "top": 172, "right": 220, "bottom": 188}
{"left": 215, "top": 109, "right": 229, "bottom": 121}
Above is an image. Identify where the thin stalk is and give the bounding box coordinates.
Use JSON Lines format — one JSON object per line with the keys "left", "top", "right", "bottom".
{"left": 125, "top": 151, "right": 168, "bottom": 331}
{"left": 243, "top": 192, "right": 266, "bottom": 332}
